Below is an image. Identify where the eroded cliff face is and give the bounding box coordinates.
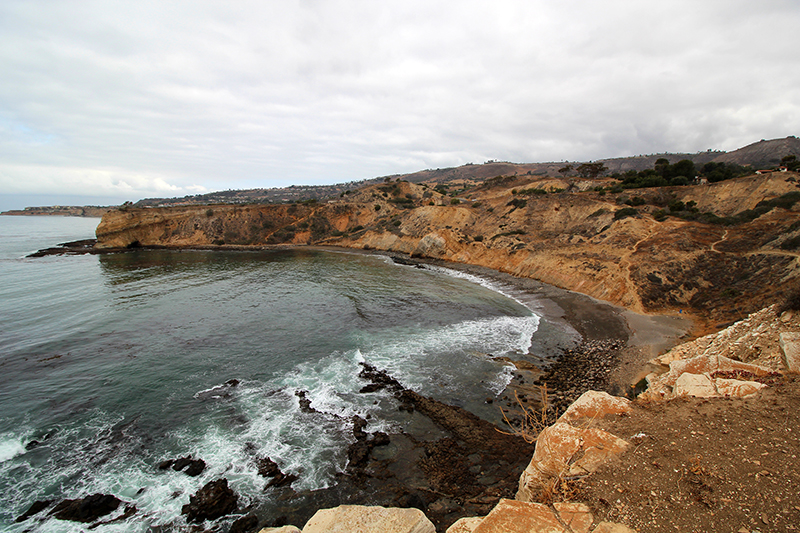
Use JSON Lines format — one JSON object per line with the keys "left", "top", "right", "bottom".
{"left": 95, "top": 175, "right": 800, "bottom": 326}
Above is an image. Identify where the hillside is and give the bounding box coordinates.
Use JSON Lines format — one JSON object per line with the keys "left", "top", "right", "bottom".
{"left": 95, "top": 170, "right": 800, "bottom": 330}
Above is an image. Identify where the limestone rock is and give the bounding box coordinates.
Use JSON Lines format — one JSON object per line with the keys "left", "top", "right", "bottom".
{"left": 674, "top": 373, "right": 719, "bottom": 398}
{"left": 779, "top": 332, "right": 800, "bottom": 372}
{"left": 302, "top": 505, "right": 435, "bottom": 533}
{"left": 558, "top": 391, "right": 632, "bottom": 424}
{"left": 472, "top": 499, "right": 564, "bottom": 533}
{"left": 554, "top": 502, "right": 594, "bottom": 533}
{"left": 516, "top": 422, "right": 628, "bottom": 502}
{"left": 591, "top": 522, "right": 637, "bottom": 533}
{"left": 445, "top": 516, "right": 484, "bottom": 533}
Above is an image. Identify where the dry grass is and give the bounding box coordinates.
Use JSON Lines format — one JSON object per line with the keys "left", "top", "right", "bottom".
{"left": 496, "top": 384, "right": 550, "bottom": 444}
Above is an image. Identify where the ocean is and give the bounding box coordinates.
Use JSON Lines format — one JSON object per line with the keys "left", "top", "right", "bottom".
{"left": 0, "top": 216, "right": 577, "bottom": 532}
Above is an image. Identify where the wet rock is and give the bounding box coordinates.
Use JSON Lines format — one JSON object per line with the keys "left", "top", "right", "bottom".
{"left": 229, "top": 513, "right": 259, "bottom": 533}
{"left": 264, "top": 471, "right": 299, "bottom": 489}
{"left": 295, "top": 390, "right": 321, "bottom": 414}
{"left": 49, "top": 493, "right": 121, "bottom": 523}
{"left": 158, "top": 456, "right": 206, "bottom": 477}
{"left": 15, "top": 499, "right": 54, "bottom": 522}
{"left": 255, "top": 456, "right": 282, "bottom": 478}
{"left": 181, "top": 478, "right": 238, "bottom": 523}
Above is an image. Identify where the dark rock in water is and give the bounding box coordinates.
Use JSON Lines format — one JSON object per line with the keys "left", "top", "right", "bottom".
{"left": 255, "top": 456, "right": 281, "bottom": 478}
{"left": 90, "top": 504, "right": 138, "bottom": 528}
{"left": 264, "top": 471, "right": 298, "bottom": 489}
{"left": 49, "top": 493, "right": 121, "bottom": 523}
{"left": 15, "top": 499, "right": 54, "bottom": 522}
{"left": 183, "top": 459, "right": 206, "bottom": 477}
{"left": 352, "top": 415, "right": 368, "bottom": 440}
{"left": 371, "top": 431, "right": 390, "bottom": 447}
{"left": 159, "top": 456, "right": 206, "bottom": 477}
{"left": 358, "top": 363, "right": 405, "bottom": 394}
{"left": 346, "top": 415, "right": 392, "bottom": 469}
{"left": 181, "top": 478, "right": 238, "bottom": 523}
{"left": 359, "top": 383, "right": 385, "bottom": 393}
{"left": 25, "top": 440, "right": 41, "bottom": 450}
{"left": 229, "top": 513, "right": 259, "bottom": 533}
{"left": 226, "top": 379, "right": 240, "bottom": 387}
{"left": 295, "top": 390, "right": 320, "bottom": 414}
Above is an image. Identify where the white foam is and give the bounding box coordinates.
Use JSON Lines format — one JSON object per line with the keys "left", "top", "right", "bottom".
{"left": 0, "top": 435, "right": 25, "bottom": 463}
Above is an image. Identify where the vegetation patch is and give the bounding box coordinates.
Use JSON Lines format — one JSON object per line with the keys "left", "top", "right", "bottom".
{"left": 613, "top": 207, "right": 638, "bottom": 220}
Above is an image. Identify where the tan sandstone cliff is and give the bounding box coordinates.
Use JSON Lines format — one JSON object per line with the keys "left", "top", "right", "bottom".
{"left": 95, "top": 173, "right": 800, "bottom": 327}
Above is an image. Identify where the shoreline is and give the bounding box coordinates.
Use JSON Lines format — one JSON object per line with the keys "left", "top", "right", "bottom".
{"left": 24, "top": 240, "right": 697, "bottom": 531}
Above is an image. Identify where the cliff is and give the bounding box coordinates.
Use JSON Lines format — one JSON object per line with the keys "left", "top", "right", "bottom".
{"left": 95, "top": 172, "right": 800, "bottom": 327}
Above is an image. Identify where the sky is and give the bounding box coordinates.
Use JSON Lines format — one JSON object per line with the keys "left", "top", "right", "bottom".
{"left": 1, "top": 1, "right": 799, "bottom": 210}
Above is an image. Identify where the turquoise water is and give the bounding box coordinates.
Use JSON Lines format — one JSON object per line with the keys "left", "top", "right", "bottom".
{"left": 0, "top": 216, "right": 558, "bottom": 532}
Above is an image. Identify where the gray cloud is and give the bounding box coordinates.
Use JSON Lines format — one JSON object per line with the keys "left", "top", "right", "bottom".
{"left": 1, "top": 0, "right": 798, "bottom": 209}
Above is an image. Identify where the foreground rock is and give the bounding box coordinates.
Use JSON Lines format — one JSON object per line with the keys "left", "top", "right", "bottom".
{"left": 181, "top": 478, "right": 238, "bottom": 523}
{"left": 302, "top": 505, "right": 435, "bottom": 533}
{"left": 48, "top": 493, "right": 121, "bottom": 523}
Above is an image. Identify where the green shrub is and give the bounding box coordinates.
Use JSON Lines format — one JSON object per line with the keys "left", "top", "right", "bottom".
{"left": 613, "top": 207, "right": 638, "bottom": 220}
{"left": 450, "top": 198, "right": 461, "bottom": 205}
{"left": 205, "top": 208, "right": 214, "bottom": 217}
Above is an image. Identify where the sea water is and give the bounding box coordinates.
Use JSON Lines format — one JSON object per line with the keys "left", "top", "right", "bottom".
{"left": 0, "top": 216, "right": 569, "bottom": 532}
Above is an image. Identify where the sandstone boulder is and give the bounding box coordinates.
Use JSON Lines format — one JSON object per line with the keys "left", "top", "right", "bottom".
{"left": 516, "top": 422, "right": 628, "bottom": 502}
{"left": 258, "top": 527, "right": 301, "bottom": 533}
{"left": 302, "top": 505, "right": 435, "bottom": 533}
{"left": 674, "top": 373, "right": 718, "bottom": 398}
{"left": 472, "top": 499, "right": 564, "bottom": 533}
{"left": 715, "top": 377, "right": 766, "bottom": 397}
{"left": 557, "top": 391, "right": 632, "bottom": 425}
{"left": 445, "top": 516, "right": 484, "bottom": 533}
{"left": 553, "top": 502, "right": 594, "bottom": 533}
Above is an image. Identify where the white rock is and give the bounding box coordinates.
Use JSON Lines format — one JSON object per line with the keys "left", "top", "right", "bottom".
{"left": 779, "top": 332, "right": 800, "bottom": 372}
{"left": 302, "top": 505, "right": 435, "bottom": 533}
{"left": 673, "top": 373, "right": 718, "bottom": 398}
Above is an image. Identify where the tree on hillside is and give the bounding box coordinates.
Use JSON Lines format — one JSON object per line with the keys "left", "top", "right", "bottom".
{"left": 558, "top": 164, "right": 573, "bottom": 177}
{"left": 782, "top": 155, "right": 800, "bottom": 171}
{"left": 576, "top": 162, "right": 608, "bottom": 179}
{"left": 654, "top": 158, "right": 670, "bottom": 176}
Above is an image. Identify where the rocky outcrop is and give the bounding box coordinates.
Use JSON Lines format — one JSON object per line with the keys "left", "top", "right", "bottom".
{"left": 48, "top": 493, "right": 122, "bottom": 523}
{"left": 181, "top": 478, "right": 238, "bottom": 523}
{"left": 643, "top": 304, "right": 798, "bottom": 400}
{"left": 516, "top": 391, "right": 632, "bottom": 503}
{"left": 302, "top": 505, "right": 435, "bottom": 533}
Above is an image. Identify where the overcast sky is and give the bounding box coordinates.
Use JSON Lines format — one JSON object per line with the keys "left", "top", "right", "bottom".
{"left": 1, "top": 0, "right": 799, "bottom": 210}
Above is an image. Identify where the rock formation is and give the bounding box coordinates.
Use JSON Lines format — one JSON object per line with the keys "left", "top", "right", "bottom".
{"left": 94, "top": 172, "right": 800, "bottom": 327}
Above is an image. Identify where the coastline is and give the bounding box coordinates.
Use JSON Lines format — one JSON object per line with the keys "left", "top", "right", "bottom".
{"left": 22, "top": 240, "right": 697, "bottom": 532}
